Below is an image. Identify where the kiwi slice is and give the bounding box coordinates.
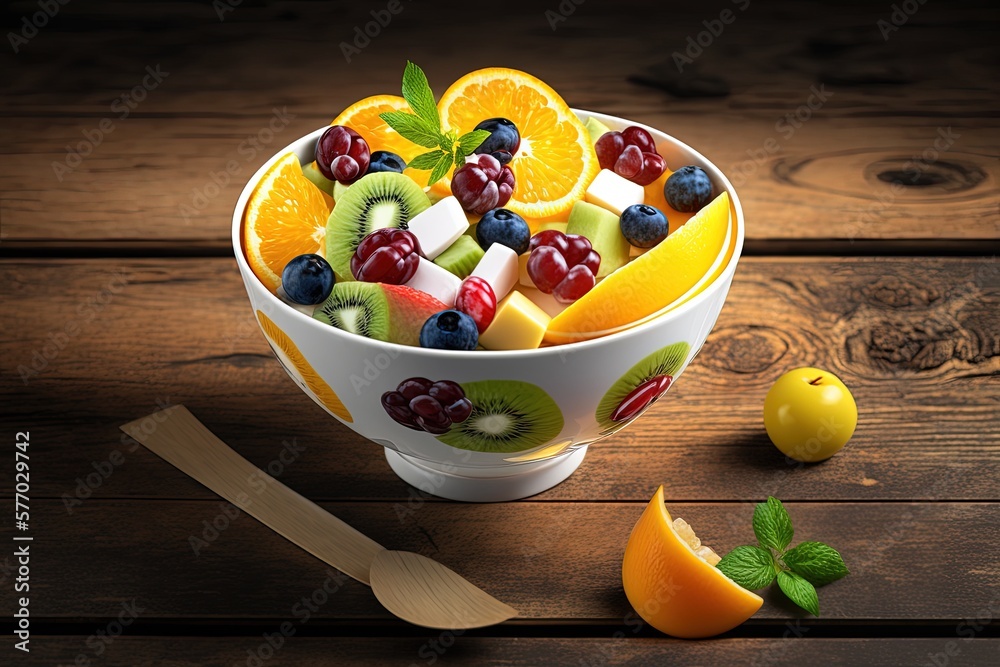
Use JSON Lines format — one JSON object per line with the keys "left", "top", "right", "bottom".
{"left": 325, "top": 172, "right": 431, "bottom": 281}
{"left": 433, "top": 235, "right": 485, "bottom": 279}
{"left": 437, "top": 380, "right": 564, "bottom": 453}
{"left": 313, "top": 282, "right": 390, "bottom": 341}
{"left": 596, "top": 341, "right": 690, "bottom": 428}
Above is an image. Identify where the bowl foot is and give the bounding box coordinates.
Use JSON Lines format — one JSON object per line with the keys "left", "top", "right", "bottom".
{"left": 384, "top": 447, "right": 588, "bottom": 502}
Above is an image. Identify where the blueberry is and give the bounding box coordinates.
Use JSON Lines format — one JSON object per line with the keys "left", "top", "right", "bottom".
{"left": 473, "top": 118, "right": 520, "bottom": 157}
{"left": 281, "top": 254, "right": 335, "bottom": 305}
{"left": 490, "top": 150, "right": 513, "bottom": 166}
{"left": 664, "top": 166, "right": 713, "bottom": 212}
{"left": 476, "top": 208, "right": 530, "bottom": 254}
{"left": 419, "top": 310, "right": 479, "bottom": 351}
{"left": 620, "top": 204, "right": 669, "bottom": 248}
{"left": 366, "top": 150, "right": 406, "bottom": 174}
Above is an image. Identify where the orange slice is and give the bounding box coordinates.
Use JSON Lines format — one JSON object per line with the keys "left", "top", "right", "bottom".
{"left": 622, "top": 486, "right": 762, "bottom": 638}
{"left": 257, "top": 310, "right": 352, "bottom": 422}
{"left": 437, "top": 68, "right": 600, "bottom": 220}
{"left": 244, "top": 153, "right": 330, "bottom": 292}
{"left": 331, "top": 94, "right": 435, "bottom": 189}
{"left": 545, "top": 191, "right": 731, "bottom": 343}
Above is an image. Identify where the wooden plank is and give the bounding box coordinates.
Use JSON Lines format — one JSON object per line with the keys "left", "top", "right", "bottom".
{"left": 3, "top": 1, "right": 996, "bottom": 115}
{"left": 1, "top": 2, "right": 997, "bottom": 247}
{"left": 20, "top": 637, "right": 1000, "bottom": 667}
{"left": 1, "top": 114, "right": 996, "bottom": 247}
{"left": 1, "top": 257, "right": 997, "bottom": 502}
{"left": 1, "top": 500, "right": 997, "bottom": 621}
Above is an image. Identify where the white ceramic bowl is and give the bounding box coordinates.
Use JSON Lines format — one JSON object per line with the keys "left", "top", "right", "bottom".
{"left": 232, "top": 110, "right": 744, "bottom": 502}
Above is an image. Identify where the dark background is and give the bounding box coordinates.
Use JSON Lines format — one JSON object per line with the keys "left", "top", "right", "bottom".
{"left": 2, "top": 1, "right": 998, "bottom": 665}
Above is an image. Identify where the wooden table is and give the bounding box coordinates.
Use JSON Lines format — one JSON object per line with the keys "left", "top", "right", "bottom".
{"left": 2, "top": 1, "right": 998, "bottom": 664}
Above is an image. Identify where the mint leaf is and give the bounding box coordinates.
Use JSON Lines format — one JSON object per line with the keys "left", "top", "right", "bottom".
{"left": 427, "top": 153, "right": 453, "bottom": 186}
{"left": 458, "top": 129, "right": 491, "bottom": 157}
{"left": 753, "top": 497, "right": 794, "bottom": 553}
{"left": 777, "top": 570, "right": 819, "bottom": 616}
{"left": 717, "top": 545, "right": 777, "bottom": 591}
{"left": 782, "top": 542, "right": 849, "bottom": 586}
{"left": 408, "top": 150, "right": 447, "bottom": 171}
{"left": 401, "top": 61, "right": 439, "bottom": 132}
{"left": 378, "top": 111, "right": 442, "bottom": 149}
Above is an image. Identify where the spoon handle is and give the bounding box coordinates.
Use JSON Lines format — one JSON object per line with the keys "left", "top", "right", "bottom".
{"left": 121, "top": 405, "right": 383, "bottom": 585}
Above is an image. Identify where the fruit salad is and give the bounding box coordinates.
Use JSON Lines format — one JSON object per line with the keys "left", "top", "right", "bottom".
{"left": 243, "top": 62, "right": 732, "bottom": 351}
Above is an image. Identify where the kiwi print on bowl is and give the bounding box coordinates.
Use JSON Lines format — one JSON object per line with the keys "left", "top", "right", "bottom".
{"left": 596, "top": 341, "right": 690, "bottom": 430}
{"left": 325, "top": 171, "right": 431, "bottom": 281}
{"left": 436, "top": 380, "right": 564, "bottom": 454}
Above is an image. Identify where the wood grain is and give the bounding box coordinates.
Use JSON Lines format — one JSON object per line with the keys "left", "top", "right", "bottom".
{"left": 1, "top": 500, "right": 996, "bottom": 621}
{"left": 1, "top": 1, "right": 997, "bottom": 248}
{"left": 1, "top": 115, "right": 996, "bottom": 248}
{"left": 121, "top": 405, "right": 384, "bottom": 585}
{"left": 1, "top": 257, "right": 996, "bottom": 502}
{"left": 19, "top": 637, "right": 1000, "bottom": 667}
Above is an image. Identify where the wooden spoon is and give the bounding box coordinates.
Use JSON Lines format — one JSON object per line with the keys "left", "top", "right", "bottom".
{"left": 121, "top": 405, "right": 516, "bottom": 630}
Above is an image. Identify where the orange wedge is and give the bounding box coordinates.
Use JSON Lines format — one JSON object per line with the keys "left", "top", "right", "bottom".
{"left": 257, "top": 310, "right": 352, "bottom": 422}
{"left": 623, "top": 486, "right": 763, "bottom": 638}
{"left": 545, "top": 191, "right": 731, "bottom": 343}
{"left": 244, "top": 153, "right": 330, "bottom": 292}
{"left": 438, "top": 68, "right": 600, "bottom": 220}
{"left": 331, "top": 94, "right": 437, "bottom": 190}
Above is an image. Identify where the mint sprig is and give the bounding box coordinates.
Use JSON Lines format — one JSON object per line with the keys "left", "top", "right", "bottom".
{"left": 753, "top": 496, "right": 794, "bottom": 552}
{"left": 715, "top": 497, "right": 849, "bottom": 616}
{"left": 783, "top": 541, "right": 851, "bottom": 585}
{"left": 379, "top": 61, "right": 492, "bottom": 185}
{"left": 777, "top": 571, "right": 820, "bottom": 617}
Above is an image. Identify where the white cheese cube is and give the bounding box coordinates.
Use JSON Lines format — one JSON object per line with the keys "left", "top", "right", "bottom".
{"left": 405, "top": 257, "right": 462, "bottom": 307}
{"left": 470, "top": 243, "right": 518, "bottom": 301}
{"left": 406, "top": 196, "right": 470, "bottom": 260}
{"left": 585, "top": 169, "right": 644, "bottom": 215}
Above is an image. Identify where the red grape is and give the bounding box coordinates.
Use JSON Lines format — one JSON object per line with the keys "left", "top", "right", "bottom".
{"left": 316, "top": 126, "right": 370, "bottom": 184}
{"left": 553, "top": 264, "right": 597, "bottom": 303}
{"left": 454, "top": 276, "right": 497, "bottom": 333}
{"left": 526, "top": 246, "right": 569, "bottom": 293}
{"left": 595, "top": 131, "right": 626, "bottom": 170}
{"left": 621, "top": 126, "right": 656, "bottom": 154}
{"left": 397, "top": 377, "right": 433, "bottom": 401}
{"left": 409, "top": 394, "right": 444, "bottom": 418}
{"left": 451, "top": 154, "right": 515, "bottom": 215}
{"left": 526, "top": 230, "right": 599, "bottom": 302}
{"left": 635, "top": 153, "right": 667, "bottom": 186}
{"left": 350, "top": 228, "right": 422, "bottom": 284}
{"left": 443, "top": 399, "right": 473, "bottom": 423}
{"left": 381, "top": 377, "right": 474, "bottom": 434}
{"left": 381, "top": 391, "right": 420, "bottom": 430}
{"left": 593, "top": 127, "right": 666, "bottom": 185}
{"left": 610, "top": 375, "right": 672, "bottom": 422}
{"left": 429, "top": 380, "right": 464, "bottom": 405}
